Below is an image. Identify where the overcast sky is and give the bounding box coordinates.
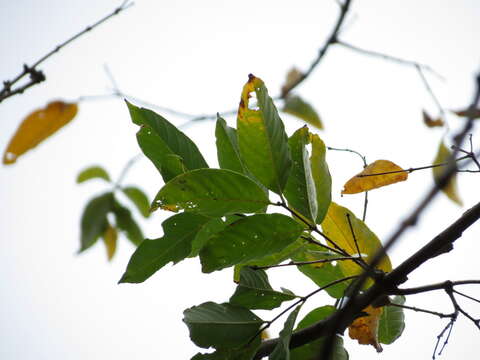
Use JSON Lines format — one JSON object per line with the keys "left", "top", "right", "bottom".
{"left": 1, "top": 1, "right": 480, "bottom": 359}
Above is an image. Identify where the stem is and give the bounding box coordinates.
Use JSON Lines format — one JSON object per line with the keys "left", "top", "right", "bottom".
{"left": 252, "top": 256, "right": 360, "bottom": 270}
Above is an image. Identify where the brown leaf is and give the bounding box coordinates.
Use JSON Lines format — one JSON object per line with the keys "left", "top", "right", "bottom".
{"left": 422, "top": 110, "right": 444, "bottom": 128}
{"left": 349, "top": 305, "right": 383, "bottom": 352}
{"left": 452, "top": 107, "right": 480, "bottom": 119}
{"left": 3, "top": 100, "right": 78, "bottom": 164}
{"left": 342, "top": 160, "right": 408, "bottom": 194}
{"left": 281, "top": 67, "right": 304, "bottom": 97}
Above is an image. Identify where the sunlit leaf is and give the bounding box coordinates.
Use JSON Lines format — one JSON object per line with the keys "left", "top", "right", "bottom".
{"left": 3, "top": 100, "right": 78, "bottom": 164}
{"left": 112, "top": 201, "right": 144, "bottom": 246}
{"left": 237, "top": 74, "right": 292, "bottom": 194}
{"left": 119, "top": 213, "right": 210, "bottom": 284}
{"left": 152, "top": 169, "right": 270, "bottom": 217}
{"left": 310, "top": 133, "right": 331, "bottom": 223}
{"left": 291, "top": 306, "right": 349, "bottom": 360}
{"left": 342, "top": 160, "right": 408, "bottom": 195}
{"left": 284, "top": 126, "right": 318, "bottom": 223}
{"left": 422, "top": 110, "right": 444, "bottom": 128}
{"left": 452, "top": 107, "right": 480, "bottom": 119}
{"left": 200, "top": 214, "right": 304, "bottom": 273}
{"left": 229, "top": 267, "right": 297, "bottom": 310}
{"left": 76, "top": 165, "right": 111, "bottom": 184}
{"left": 122, "top": 186, "right": 150, "bottom": 217}
{"left": 348, "top": 305, "right": 383, "bottom": 352}
{"left": 102, "top": 222, "right": 117, "bottom": 261}
{"left": 183, "top": 302, "right": 264, "bottom": 349}
{"left": 126, "top": 101, "right": 208, "bottom": 182}
{"left": 79, "top": 192, "right": 114, "bottom": 252}
{"left": 378, "top": 295, "right": 406, "bottom": 345}
{"left": 432, "top": 141, "right": 462, "bottom": 206}
{"left": 283, "top": 95, "right": 323, "bottom": 129}
{"left": 321, "top": 202, "right": 392, "bottom": 279}
{"left": 281, "top": 67, "right": 304, "bottom": 97}
{"left": 269, "top": 304, "right": 302, "bottom": 360}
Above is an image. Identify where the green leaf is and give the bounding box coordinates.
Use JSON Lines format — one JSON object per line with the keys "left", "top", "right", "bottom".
{"left": 310, "top": 134, "right": 331, "bottom": 224}
{"left": 183, "top": 302, "right": 264, "bottom": 349}
{"left": 76, "top": 165, "right": 110, "bottom": 184}
{"left": 283, "top": 95, "right": 323, "bottom": 129}
{"left": 119, "top": 213, "right": 210, "bottom": 284}
{"left": 284, "top": 126, "right": 318, "bottom": 223}
{"left": 432, "top": 140, "right": 463, "bottom": 206}
{"left": 230, "top": 267, "right": 297, "bottom": 310}
{"left": 190, "top": 218, "right": 226, "bottom": 257}
{"left": 79, "top": 192, "right": 114, "bottom": 252}
{"left": 112, "top": 202, "right": 144, "bottom": 246}
{"left": 378, "top": 295, "right": 406, "bottom": 345}
{"left": 291, "top": 306, "right": 348, "bottom": 360}
{"left": 216, "top": 116, "right": 247, "bottom": 174}
{"left": 191, "top": 337, "right": 261, "bottom": 360}
{"left": 152, "top": 168, "right": 270, "bottom": 217}
{"left": 322, "top": 202, "right": 392, "bottom": 280}
{"left": 269, "top": 305, "right": 302, "bottom": 360}
{"left": 122, "top": 186, "right": 150, "bottom": 217}
{"left": 237, "top": 75, "right": 292, "bottom": 194}
{"left": 126, "top": 101, "right": 208, "bottom": 182}
{"left": 291, "top": 242, "right": 350, "bottom": 299}
{"left": 200, "top": 214, "right": 304, "bottom": 273}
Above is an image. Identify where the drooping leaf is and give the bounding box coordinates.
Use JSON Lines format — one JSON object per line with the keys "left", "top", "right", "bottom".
{"left": 122, "top": 186, "right": 150, "bottom": 217}
{"left": 422, "top": 110, "right": 444, "bottom": 128}
{"left": 321, "top": 202, "right": 392, "bottom": 279}
{"left": 269, "top": 304, "right": 302, "bottom": 360}
{"left": 452, "top": 107, "right": 480, "bottom": 119}
{"left": 348, "top": 305, "right": 383, "bottom": 352}
{"left": 152, "top": 168, "right": 270, "bottom": 217}
{"left": 216, "top": 116, "right": 247, "bottom": 174}
{"left": 183, "top": 302, "right": 264, "bottom": 349}
{"left": 291, "top": 242, "right": 351, "bottom": 299}
{"left": 229, "top": 267, "right": 297, "bottom": 310}
{"left": 291, "top": 306, "right": 349, "bottom": 360}
{"left": 237, "top": 74, "right": 292, "bottom": 194}
{"left": 126, "top": 101, "right": 208, "bottom": 182}
{"left": 284, "top": 126, "right": 318, "bottom": 223}
{"left": 281, "top": 67, "right": 304, "bottom": 97}
{"left": 342, "top": 160, "right": 408, "bottom": 195}
{"left": 378, "top": 295, "right": 406, "bottom": 345}
{"left": 191, "top": 336, "right": 261, "bottom": 360}
{"left": 112, "top": 202, "right": 144, "bottom": 246}
{"left": 283, "top": 95, "right": 323, "bottom": 129}
{"left": 200, "top": 214, "right": 304, "bottom": 273}
{"left": 79, "top": 192, "right": 114, "bottom": 252}
{"left": 3, "top": 100, "right": 78, "bottom": 164}
{"left": 310, "top": 134, "right": 331, "bottom": 223}
{"left": 76, "top": 165, "right": 111, "bottom": 184}
{"left": 102, "top": 222, "right": 118, "bottom": 261}
{"left": 119, "top": 213, "right": 210, "bottom": 284}
{"left": 432, "top": 141, "right": 462, "bottom": 206}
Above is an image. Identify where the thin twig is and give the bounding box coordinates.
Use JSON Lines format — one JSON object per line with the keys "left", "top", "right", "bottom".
{"left": 390, "top": 303, "right": 452, "bottom": 318}
{"left": 0, "top": 1, "right": 133, "bottom": 103}
{"left": 252, "top": 256, "right": 360, "bottom": 270}
{"left": 114, "top": 153, "right": 142, "bottom": 189}
{"left": 346, "top": 213, "right": 362, "bottom": 260}
{"left": 453, "top": 289, "right": 480, "bottom": 304}
{"left": 416, "top": 64, "right": 447, "bottom": 121}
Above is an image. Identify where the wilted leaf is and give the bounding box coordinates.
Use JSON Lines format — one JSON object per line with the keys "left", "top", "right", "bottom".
{"left": 76, "top": 165, "right": 111, "bottom": 184}
{"left": 3, "top": 100, "right": 78, "bottom": 164}
{"left": 310, "top": 133, "right": 331, "bottom": 223}
{"left": 281, "top": 67, "right": 304, "bottom": 97}
{"left": 432, "top": 141, "right": 462, "bottom": 205}
{"left": 342, "top": 160, "right": 408, "bottom": 195}
{"left": 322, "top": 202, "right": 392, "bottom": 279}
{"left": 283, "top": 95, "right": 323, "bottom": 129}
{"left": 348, "top": 305, "right": 383, "bottom": 352}
{"left": 237, "top": 74, "right": 292, "bottom": 195}
{"left": 378, "top": 295, "right": 406, "bottom": 345}
{"left": 183, "top": 302, "right": 264, "bottom": 349}
{"left": 79, "top": 192, "right": 114, "bottom": 252}
{"left": 422, "top": 110, "right": 444, "bottom": 128}
{"left": 102, "top": 223, "right": 117, "bottom": 261}
{"left": 452, "top": 107, "right": 480, "bottom": 119}
{"left": 122, "top": 186, "right": 150, "bottom": 217}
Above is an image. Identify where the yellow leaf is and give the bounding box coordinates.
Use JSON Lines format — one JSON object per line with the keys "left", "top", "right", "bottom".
{"left": 281, "top": 67, "right": 304, "bottom": 97}
{"left": 432, "top": 141, "right": 462, "bottom": 206}
{"left": 3, "top": 100, "right": 78, "bottom": 164}
{"left": 452, "top": 107, "right": 480, "bottom": 119}
{"left": 342, "top": 160, "right": 408, "bottom": 195}
{"left": 322, "top": 202, "right": 392, "bottom": 279}
{"left": 422, "top": 110, "right": 444, "bottom": 128}
{"left": 102, "top": 223, "right": 118, "bottom": 261}
{"left": 349, "top": 305, "right": 383, "bottom": 352}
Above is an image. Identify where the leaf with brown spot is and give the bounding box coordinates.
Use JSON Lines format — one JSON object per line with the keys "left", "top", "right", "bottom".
{"left": 102, "top": 223, "right": 118, "bottom": 261}
{"left": 452, "top": 107, "right": 480, "bottom": 119}
{"left": 348, "top": 305, "right": 383, "bottom": 352}
{"left": 3, "top": 100, "right": 78, "bottom": 164}
{"left": 342, "top": 160, "right": 408, "bottom": 194}
{"left": 432, "top": 141, "right": 463, "bottom": 206}
{"left": 422, "top": 110, "right": 444, "bottom": 128}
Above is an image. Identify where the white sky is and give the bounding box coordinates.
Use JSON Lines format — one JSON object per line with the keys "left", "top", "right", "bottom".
{"left": 1, "top": 1, "right": 480, "bottom": 359}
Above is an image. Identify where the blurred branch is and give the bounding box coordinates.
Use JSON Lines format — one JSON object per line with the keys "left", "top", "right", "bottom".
{"left": 0, "top": 1, "right": 133, "bottom": 104}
